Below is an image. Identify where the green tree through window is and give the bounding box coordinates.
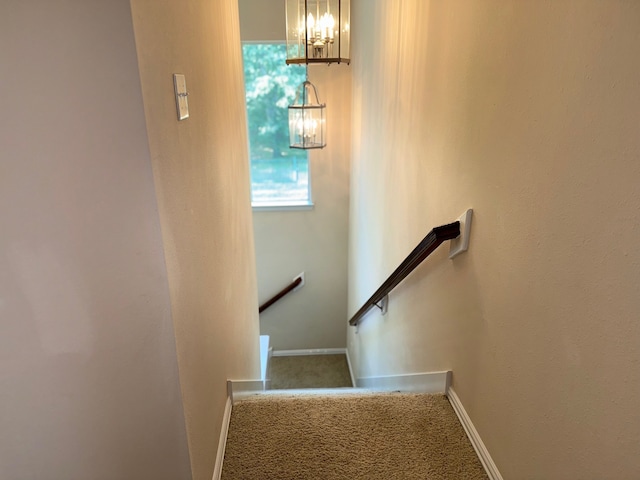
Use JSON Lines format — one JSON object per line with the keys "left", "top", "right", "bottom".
{"left": 242, "top": 44, "right": 310, "bottom": 206}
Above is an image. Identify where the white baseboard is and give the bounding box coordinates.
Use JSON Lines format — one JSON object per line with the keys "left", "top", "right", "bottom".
{"left": 447, "top": 387, "right": 503, "bottom": 480}
{"left": 265, "top": 346, "right": 273, "bottom": 390}
{"left": 259, "top": 335, "right": 270, "bottom": 389}
{"left": 345, "top": 349, "right": 356, "bottom": 388}
{"left": 227, "top": 379, "right": 264, "bottom": 403}
{"left": 211, "top": 395, "right": 232, "bottom": 480}
{"left": 356, "top": 370, "right": 451, "bottom": 393}
{"left": 271, "top": 348, "right": 347, "bottom": 357}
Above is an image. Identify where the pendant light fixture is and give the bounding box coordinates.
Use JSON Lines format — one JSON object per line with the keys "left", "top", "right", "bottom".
{"left": 285, "top": 0, "right": 350, "bottom": 65}
{"left": 288, "top": 80, "right": 326, "bottom": 149}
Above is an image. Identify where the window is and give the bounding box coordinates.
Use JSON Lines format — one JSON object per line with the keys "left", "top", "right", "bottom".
{"left": 242, "top": 43, "right": 311, "bottom": 208}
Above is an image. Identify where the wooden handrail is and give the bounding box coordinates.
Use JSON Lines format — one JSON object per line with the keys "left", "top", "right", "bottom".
{"left": 259, "top": 276, "right": 303, "bottom": 314}
{"left": 348, "top": 222, "right": 460, "bottom": 327}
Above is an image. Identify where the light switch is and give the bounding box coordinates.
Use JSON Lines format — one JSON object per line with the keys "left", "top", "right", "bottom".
{"left": 173, "top": 74, "right": 189, "bottom": 120}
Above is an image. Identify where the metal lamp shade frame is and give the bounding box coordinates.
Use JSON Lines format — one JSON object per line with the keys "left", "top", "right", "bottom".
{"left": 288, "top": 80, "right": 326, "bottom": 150}
{"left": 285, "top": 0, "right": 350, "bottom": 65}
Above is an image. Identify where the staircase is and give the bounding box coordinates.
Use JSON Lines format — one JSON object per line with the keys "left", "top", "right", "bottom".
{"left": 224, "top": 216, "right": 489, "bottom": 478}
{"left": 221, "top": 390, "right": 488, "bottom": 479}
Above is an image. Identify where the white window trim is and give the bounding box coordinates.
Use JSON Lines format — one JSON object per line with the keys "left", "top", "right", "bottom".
{"left": 252, "top": 202, "right": 315, "bottom": 212}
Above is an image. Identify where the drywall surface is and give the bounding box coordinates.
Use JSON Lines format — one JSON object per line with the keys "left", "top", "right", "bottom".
{"left": 253, "top": 65, "right": 351, "bottom": 350}
{"left": 240, "top": 0, "right": 352, "bottom": 350}
{"left": 129, "top": 1, "right": 261, "bottom": 479}
{"left": 0, "top": 1, "right": 191, "bottom": 479}
{"left": 238, "top": 0, "right": 285, "bottom": 42}
{"left": 347, "top": 1, "right": 640, "bottom": 479}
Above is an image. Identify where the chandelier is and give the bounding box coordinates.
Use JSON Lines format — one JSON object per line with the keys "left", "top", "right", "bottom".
{"left": 288, "top": 80, "right": 326, "bottom": 149}
{"left": 285, "top": 0, "right": 350, "bottom": 65}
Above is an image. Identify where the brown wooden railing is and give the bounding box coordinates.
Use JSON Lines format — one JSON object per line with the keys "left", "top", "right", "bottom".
{"left": 259, "top": 276, "right": 303, "bottom": 314}
{"left": 348, "top": 222, "right": 461, "bottom": 327}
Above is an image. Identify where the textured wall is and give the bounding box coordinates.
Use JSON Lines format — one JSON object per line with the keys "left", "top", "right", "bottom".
{"left": 348, "top": 1, "right": 640, "bottom": 478}
{"left": 240, "top": 0, "right": 352, "bottom": 350}
{"left": 0, "top": 0, "right": 191, "bottom": 478}
{"left": 238, "top": 0, "right": 285, "bottom": 42}
{"left": 129, "top": 1, "right": 261, "bottom": 479}
{"left": 253, "top": 64, "right": 351, "bottom": 350}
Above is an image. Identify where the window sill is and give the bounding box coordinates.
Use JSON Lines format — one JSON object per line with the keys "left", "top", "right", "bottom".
{"left": 252, "top": 202, "right": 315, "bottom": 212}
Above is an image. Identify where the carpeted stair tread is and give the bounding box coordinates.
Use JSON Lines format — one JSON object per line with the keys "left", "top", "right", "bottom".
{"left": 268, "top": 354, "right": 353, "bottom": 389}
{"left": 222, "top": 392, "right": 488, "bottom": 479}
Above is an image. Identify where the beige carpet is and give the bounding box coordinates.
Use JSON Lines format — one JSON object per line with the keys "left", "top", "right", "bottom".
{"left": 222, "top": 392, "right": 488, "bottom": 479}
{"left": 269, "top": 354, "right": 353, "bottom": 389}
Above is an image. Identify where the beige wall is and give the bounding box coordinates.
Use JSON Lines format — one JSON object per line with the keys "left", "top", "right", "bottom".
{"left": 0, "top": 1, "right": 190, "bottom": 479}
{"left": 238, "top": 0, "right": 285, "bottom": 42}
{"left": 129, "top": 1, "right": 261, "bottom": 479}
{"left": 348, "top": 1, "right": 640, "bottom": 478}
{"left": 239, "top": 0, "right": 351, "bottom": 350}
{"left": 254, "top": 65, "right": 351, "bottom": 350}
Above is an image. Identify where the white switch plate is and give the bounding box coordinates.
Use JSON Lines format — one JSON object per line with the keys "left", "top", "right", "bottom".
{"left": 449, "top": 209, "right": 473, "bottom": 259}
{"left": 173, "top": 74, "right": 189, "bottom": 120}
